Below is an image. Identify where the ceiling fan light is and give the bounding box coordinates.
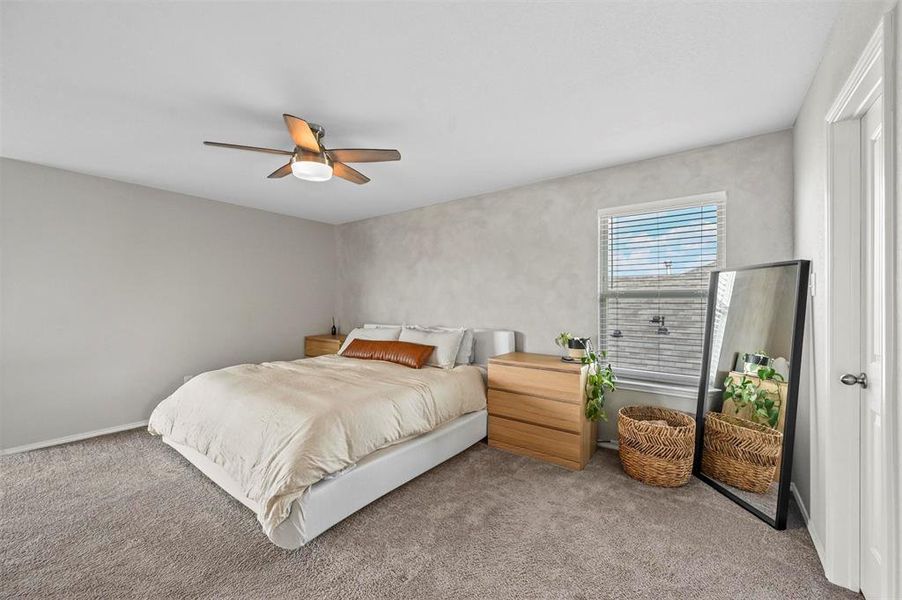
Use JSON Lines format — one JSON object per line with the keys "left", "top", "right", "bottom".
{"left": 290, "top": 155, "right": 333, "bottom": 181}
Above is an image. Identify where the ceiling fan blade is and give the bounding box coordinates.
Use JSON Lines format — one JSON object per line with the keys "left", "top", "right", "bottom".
{"left": 326, "top": 149, "right": 401, "bottom": 163}
{"left": 282, "top": 114, "right": 321, "bottom": 153}
{"left": 332, "top": 162, "right": 370, "bottom": 184}
{"left": 267, "top": 163, "right": 293, "bottom": 179}
{"left": 203, "top": 141, "right": 292, "bottom": 156}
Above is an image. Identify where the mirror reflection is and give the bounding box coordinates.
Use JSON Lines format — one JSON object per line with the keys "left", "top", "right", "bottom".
{"left": 696, "top": 262, "right": 804, "bottom": 523}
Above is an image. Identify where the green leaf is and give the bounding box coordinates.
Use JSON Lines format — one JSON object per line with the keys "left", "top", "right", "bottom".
{"left": 582, "top": 349, "right": 616, "bottom": 422}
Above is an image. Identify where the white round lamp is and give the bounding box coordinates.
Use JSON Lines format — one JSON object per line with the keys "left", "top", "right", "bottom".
{"left": 290, "top": 154, "right": 333, "bottom": 181}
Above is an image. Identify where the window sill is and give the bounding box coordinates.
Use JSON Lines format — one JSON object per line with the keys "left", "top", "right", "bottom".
{"left": 614, "top": 378, "right": 699, "bottom": 399}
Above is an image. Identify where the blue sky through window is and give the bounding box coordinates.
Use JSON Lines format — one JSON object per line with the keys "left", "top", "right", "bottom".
{"left": 609, "top": 204, "right": 719, "bottom": 278}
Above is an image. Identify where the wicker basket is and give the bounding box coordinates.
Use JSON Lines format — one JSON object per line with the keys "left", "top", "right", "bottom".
{"left": 618, "top": 406, "right": 696, "bottom": 487}
{"left": 701, "top": 412, "right": 783, "bottom": 494}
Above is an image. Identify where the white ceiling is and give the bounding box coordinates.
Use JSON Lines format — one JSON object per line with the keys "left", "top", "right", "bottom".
{"left": 1, "top": 1, "right": 839, "bottom": 224}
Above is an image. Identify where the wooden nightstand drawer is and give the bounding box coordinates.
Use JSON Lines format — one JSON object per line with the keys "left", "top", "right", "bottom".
{"left": 487, "top": 352, "right": 595, "bottom": 470}
{"left": 487, "top": 363, "right": 581, "bottom": 404}
{"left": 488, "top": 416, "right": 582, "bottom": 463}
{"left": 487, "top": 389, "right": 581, "bottom": 433}
{"left": 305, "top": 334, "right": 346, "bottom": 358}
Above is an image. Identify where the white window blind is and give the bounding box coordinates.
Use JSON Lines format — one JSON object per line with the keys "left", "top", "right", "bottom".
{"left": 598, "top": 196, "right": 725, "bottom": 385}
{"left": 707, "top": 270, "right": 736, "bottom": 386}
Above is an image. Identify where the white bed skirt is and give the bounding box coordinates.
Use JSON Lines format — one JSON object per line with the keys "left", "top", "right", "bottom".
{"left": 163, "top": 409, "right": 487, "bottom": 549}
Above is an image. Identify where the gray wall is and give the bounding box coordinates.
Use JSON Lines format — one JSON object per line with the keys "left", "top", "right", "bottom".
{"left": 0, "top": 158, "right": 337, "bottom": 450}
{"left": 792, "top": 0, "right": 900, "bottom": 554}
{"left": 2, "top": 132, "right": 797, "bottom": 450}
{"left": 337, "top": 130, "right": 795, "bottom": 440}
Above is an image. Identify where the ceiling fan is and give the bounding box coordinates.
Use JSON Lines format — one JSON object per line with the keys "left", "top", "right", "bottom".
{"left": 203, "top": 114, "right": 401, "bottom": 184}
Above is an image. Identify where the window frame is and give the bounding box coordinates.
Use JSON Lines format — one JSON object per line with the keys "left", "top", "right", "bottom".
{"left": 596, "top": 192, "right": 727, "bottom": 388}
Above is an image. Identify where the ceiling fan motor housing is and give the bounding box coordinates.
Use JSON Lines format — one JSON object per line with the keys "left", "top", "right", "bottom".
{"left": 307, "top": 123, "right": 326, "bottom": 141}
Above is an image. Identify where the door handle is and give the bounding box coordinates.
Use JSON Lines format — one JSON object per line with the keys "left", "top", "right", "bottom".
{"left": 840, "top": 372, "right": 868, "bottom": 389}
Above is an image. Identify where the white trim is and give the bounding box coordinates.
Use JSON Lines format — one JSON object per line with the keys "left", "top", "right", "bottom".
{"left": 1, "top": 420, "right": 149, "bottom": 456}
{"left": 790, "top": 482, "right": 810, "bottom": 523}
{"left": 880, "top": 12, "right": 899, "bottom": 600}
{"left": 614, "top": 378, "right": 699, "bottom": 400}
{"left": 821, "top": 10, "right": 897, "bottom": 595}
{"left": 595, "top": 190, "right": 728, "bottom": 219}
{"left": 791, "top": 482, "right": 826, "bottom": 568}
{"left": 824, "top": 117, "right": 863, "bottom": 592}
{"left": 826, "top": 23, "right": 886, "bottom": 122}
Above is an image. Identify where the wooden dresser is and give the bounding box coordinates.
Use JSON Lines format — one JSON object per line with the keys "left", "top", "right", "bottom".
{"left": 487, "top": 352, "right": 596, "bottom": 470}
{"left": 304, "top": 334, "right": 346, "bottom": 357}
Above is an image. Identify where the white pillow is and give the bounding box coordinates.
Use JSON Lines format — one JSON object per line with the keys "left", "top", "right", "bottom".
{"left": 457, "top": 329, "right": 475, "bottom": 364}
{"left": 338, "top": 326, "right": 402, "bottom": 354}
{"left": 437, "top": 327, "right": 474, "bottom": 364}
{"left": 398, "top": 326, "right": 465, "bottom": 369}
{"left": 369, "top": 324, "right": 474, "bottom": 365}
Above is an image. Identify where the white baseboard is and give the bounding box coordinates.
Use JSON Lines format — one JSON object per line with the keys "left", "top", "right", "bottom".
{"left": 790, "top": 482, "right": 810, "bottom": 522}
{"left": 790, "top": 482, "right": 826, "bottom": 567}
{"left": 1, "top": 420, "right": 149, "bottom": 456}
{"left": 597, "top": 440, "right": 619, "bottom": 451}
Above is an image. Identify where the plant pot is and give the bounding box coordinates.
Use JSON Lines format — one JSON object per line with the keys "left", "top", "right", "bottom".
{"left": 741, "top": 352, "right": 770, "bottom": 374}
{"left": 564, "top": 337, "right": 588, "bottom": 361}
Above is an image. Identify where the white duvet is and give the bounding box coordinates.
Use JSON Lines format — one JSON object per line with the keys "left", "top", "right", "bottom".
{"left": 148, "top": 354, "right": 486, "bottom": 537}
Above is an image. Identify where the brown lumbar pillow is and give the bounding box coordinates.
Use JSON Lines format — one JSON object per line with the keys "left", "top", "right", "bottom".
{"left": 339, "top": 339, "right": 436, "bottom": 369}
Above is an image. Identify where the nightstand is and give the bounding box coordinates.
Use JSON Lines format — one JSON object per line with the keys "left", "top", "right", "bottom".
{"left": 304, "top": 334, "right": 347, "bottom": 358}
{"left": 487, "top": 352, "right": 597, "bottom": 470}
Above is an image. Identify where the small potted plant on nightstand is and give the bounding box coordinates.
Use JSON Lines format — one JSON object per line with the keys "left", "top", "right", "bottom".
{"left": 555, "top": 331, "right": 573, "bottom": 361}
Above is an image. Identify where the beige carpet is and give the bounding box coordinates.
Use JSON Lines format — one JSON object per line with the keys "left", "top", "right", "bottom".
{"left": 1, "top": 429, "right": 855, "bottom": 600}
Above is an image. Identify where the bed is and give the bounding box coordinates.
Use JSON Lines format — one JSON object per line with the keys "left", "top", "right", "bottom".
{"left": 149, "top": 327, "right": 515, "bottom": 549}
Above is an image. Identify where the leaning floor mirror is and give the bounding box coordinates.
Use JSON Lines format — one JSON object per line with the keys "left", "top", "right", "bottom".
{"left": 693, "top": 260, "right": 810, "bottom": 529}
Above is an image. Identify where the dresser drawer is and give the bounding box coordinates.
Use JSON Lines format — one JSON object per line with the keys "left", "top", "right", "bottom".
{"left": 488, "top": 415, "right": 581, "bottom": 462}
{"left": 305, "top": 339, "right": 341, "bottom": 357}
{"left": 487, "top": 389, "right": 582, "bottom": 433}
{"left": 488, "top": 363, "right": 581, "bottom": 404}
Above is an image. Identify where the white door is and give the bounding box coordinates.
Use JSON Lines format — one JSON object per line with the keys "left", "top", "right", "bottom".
{"left": 857, "top": 94, "right": 888, "bottom": 599}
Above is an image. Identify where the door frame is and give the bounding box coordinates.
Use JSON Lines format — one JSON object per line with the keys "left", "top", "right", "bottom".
{"left": 823, "top": 10, "right": 897, "bottom": 594}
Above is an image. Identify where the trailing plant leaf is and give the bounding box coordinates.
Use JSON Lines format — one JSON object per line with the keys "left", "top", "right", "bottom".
{"left": 555, "top": 332, "right": 572, "bottom": 349}
{"left": 756, "top": 366, "right": 784, "bottom": 382}
{"left": 722, "top": 366, "right": 784, "bottom": 428}
{"left": 580, "top": 340, "right": 616, "bottom": 422}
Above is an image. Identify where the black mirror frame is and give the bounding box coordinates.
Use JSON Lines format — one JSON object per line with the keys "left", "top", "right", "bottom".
{"left": 692, "top": 259, "right": 811, "bottom": 530}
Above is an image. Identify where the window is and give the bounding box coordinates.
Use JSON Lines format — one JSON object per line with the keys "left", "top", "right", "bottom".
{"left": 598, "top": 194, "right": 725, "bottom": 386}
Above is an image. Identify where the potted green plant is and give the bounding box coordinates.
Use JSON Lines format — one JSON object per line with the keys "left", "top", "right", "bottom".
{"left": 722, "top": 366, "right": 785, "bottom": 428}
{"left": 555, "top": 331, "right": 591, "bottom": 362}
{"left": 579, "top": 339, "right": 617, "bottom": 421}
{"left": 555, "top": 332, "right": 572, "bottom": 361}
